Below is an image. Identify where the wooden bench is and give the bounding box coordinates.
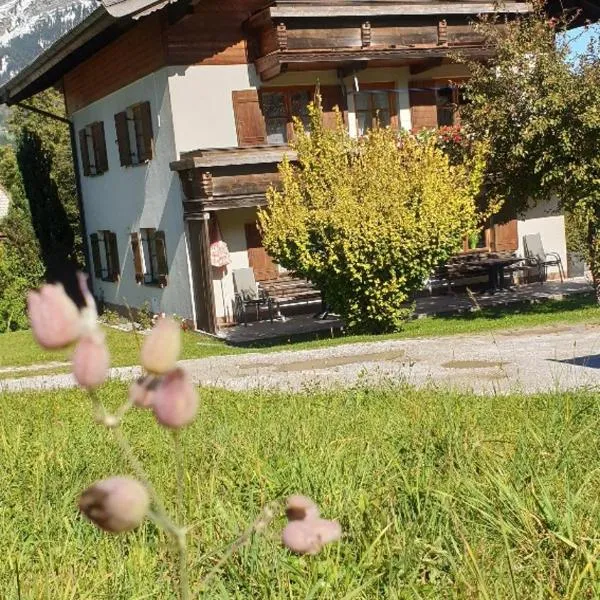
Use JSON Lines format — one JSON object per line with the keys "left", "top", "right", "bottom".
{"left": 259, "top": 275, "right": 322, "bottom": 318}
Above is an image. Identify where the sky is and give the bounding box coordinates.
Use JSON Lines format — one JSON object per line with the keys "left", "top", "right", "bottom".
{"left": 563, "top": 23, "right": 600, "bottom": 57}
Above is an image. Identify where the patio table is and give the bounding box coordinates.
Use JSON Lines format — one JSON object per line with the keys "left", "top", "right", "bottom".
{"left": 448, "top": 253, "right": 523, "bottom": 293}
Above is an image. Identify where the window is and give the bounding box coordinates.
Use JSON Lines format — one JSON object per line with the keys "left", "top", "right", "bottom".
{"left": 232, "top": 87, "right": 345, "bottom": 147}
{"left": 79, "top": 122, "right": 108, "bottom": 176}
{"left": 410, "top": 80, "right": 466, "bottom": 130}
{"left": 261, "top": 89, "right": 311, "bottom": 144}
{"left": 114, "top": 101, "right": 154, "bottom": 167}
{"left": 353, "top": 89, "right": 396, "bottom": 135}
{"left": 131, "top": 229, "right": 168, "bottom": 287}
{"left": 437, "top": 85, "right": 467, "bottom": 127}
{"left": 90, "top": 231, "right": 120, "bottom": 282}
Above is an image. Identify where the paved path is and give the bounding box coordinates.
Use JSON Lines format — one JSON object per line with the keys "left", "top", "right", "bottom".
{"left": 3, "top": 322, "right": 600, "bottom": 395}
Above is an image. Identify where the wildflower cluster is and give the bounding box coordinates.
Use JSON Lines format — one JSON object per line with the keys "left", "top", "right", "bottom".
{"left": 27, "top": 275, "right": 342, "bottom": 595}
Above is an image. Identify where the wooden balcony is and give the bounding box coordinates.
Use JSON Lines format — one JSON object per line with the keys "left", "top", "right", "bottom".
{"left": 245, "top": 0, "right": 531, "bottom": 80}
{"left": 170, "top": 145, "right": 296, "bottom": 215}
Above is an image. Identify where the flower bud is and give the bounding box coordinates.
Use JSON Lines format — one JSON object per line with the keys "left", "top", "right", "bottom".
{"left": 72, "top": 333, "right": 110, "bottom": 390}
{"left": 27, "top": 283, "right": 81, "bottom": 349}
{"left": 286, "top": 495, "right": 320, "bottom": 521}
{"left": 141, "top": 318, "right": 181, "bottom": 374}
{"left": 78, "top": 476, "right": 150, "bottom": 533}
{"left": 152, "top": 368, "right": 198, "bottom": 429}
{"left": 129, "top": 375, "right": 159, "bottom": 409}
{"left": 282, "top": 518, "right": 342, "bottom": 555}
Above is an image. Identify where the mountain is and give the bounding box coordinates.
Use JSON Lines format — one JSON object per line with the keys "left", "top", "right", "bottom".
{"left": 0, "top": 0, "right": 99, "bottom": 85}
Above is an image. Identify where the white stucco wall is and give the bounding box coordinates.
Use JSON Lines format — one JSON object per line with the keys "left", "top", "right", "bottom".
{"left": 210, "top": 208, "right": 258, "bottom": 321}
{"left": 517, "top": 200, "right": 567, "bottom": 279}
{"left": 168, "top": 64, "right": 260, "bottom": 153}
{"left": 72, "top": 68, "right": 195, "bottom": 320}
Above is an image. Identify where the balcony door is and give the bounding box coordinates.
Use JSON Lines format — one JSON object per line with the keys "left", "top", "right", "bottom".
{"left": 245, "top": 223, "right": 279, "bottom": 282}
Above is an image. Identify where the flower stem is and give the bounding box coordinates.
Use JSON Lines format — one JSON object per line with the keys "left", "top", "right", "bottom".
{"left": 88, "top": 391, "right": 190, "bottom": 600}
{"left": 196, "top": 504, "right": 277, "bottom": 593}
{"left": 172, "top": 430, "right": 189, "bottom": 600}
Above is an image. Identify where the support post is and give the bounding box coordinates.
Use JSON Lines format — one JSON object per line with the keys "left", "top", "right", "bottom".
{"left": 186, "top": 213, "right": 217, "bottom": 334}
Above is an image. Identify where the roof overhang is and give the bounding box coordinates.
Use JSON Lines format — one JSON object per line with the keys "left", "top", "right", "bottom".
{"left": 0, "top": 0, "right": 190, "bottom": 106}
{"left": 0, "top": 7, "right": 121, "bottom": 106}
{"left": 102, "top": 0, "right": 178, "bottom": 18}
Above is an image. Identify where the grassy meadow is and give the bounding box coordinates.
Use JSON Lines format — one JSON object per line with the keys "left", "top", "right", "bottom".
{"left": 1, "top": 293, "right": 599, "bottom": 379}
{"left": 2, "top": 382, "right": 600, "bottom": 598}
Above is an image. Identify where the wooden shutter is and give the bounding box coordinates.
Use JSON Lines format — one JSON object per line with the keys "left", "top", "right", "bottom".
{"left": 79, "top": 129, "right": 91, "bottom": 176}
{"left": 232, "top": 90, "right": 267, "bottom": 147}
{"left": 245, "top": 222, "right": 279, "bottom": 282}
{"left": 91, "top": 122, "right": 108, "bottom": 174}
{"left": 107, "top": 232, "right": 121, "bottom": 281}
{"left": 320, "top": 85, "right": 346, "bottom": 130}
{"left": 492, "top": 219, "right": 518, "bottom": 252}
{"left": 409, "top": 81, "right": 438, "bottom": 130}
{"left": 90, "top": 233, "right": 102, "bottom": 278}
{"left": 155, "top": 230, "right": 169, "bottom": 287}
{"left": 134, "top": 101, "right": 154, "bottom": 162}
{"left": 114, "top": 111, "right": 133, "bottom": 167}
{"left": 130, "top": 232, "right": 144, "bottom": 284}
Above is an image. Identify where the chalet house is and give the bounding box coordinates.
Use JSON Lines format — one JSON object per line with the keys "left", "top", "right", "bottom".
{"left": 0, "top": 0, "right": 586, "bottom": 333}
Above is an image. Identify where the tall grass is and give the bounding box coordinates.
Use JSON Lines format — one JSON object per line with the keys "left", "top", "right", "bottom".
{"left": 1, "top": 382, "right": 600, "bottom": 598}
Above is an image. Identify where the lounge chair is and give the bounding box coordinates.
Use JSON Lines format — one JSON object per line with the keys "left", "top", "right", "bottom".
{"left": 232, "top": 268, "right": 274, "bottom": 325}
{"left": 523, "top": 233, "right": 565, "bottom": 283}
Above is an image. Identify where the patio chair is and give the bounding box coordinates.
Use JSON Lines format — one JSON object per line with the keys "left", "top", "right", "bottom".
{"left": 523, "top": 233, "right": 565, "bottom": 283}
{"left": 232, "top": 268, "right": 273, "bottom": 326}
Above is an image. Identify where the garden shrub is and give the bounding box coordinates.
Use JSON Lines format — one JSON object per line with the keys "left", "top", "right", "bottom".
{"left": 259, "top": 104, "right": 487, "bottom": 333}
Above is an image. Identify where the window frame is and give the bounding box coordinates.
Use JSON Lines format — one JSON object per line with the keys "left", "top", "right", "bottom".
{"left": 115, "top": 101, "right": 154, "bottom": 168}
{"left": 135, "top": 228, "right": 169, "bottom": 288}
{"left": 259, "top": 86, "right": 314, "bottom": 145}
{"left": 352, "top": 82, "right": 399, "bottom": 135}
{"left": 79, "top": 121, "right": 108, "bottom": 177}
{"left": 91, "top": 230, "right": 120, "bottom": 282}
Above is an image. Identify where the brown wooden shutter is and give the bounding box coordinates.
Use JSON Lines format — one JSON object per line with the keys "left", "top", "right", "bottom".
{"left": 492, "top": 219, "right": 518, "bottom": 252}
{"left": 320, "top": 85, "right": 346, "bottom": 129}
{"left": 409, "top": 81, "right": 438, "bottom": 131}
{"left": 107, "top": 232, "right": 121, "bottom": 281}
{"left": 90, "top": 233, "right": 102, "bottom": 278}
{"left": 245, "top": 222, "right": 279, "bottom": 282}
{"left": 114, "top": 111, "right": 133, "bottom": 167}
{"left": 79, "top": 129, "right": 91, "bottom": 176}
{"left": 155, "top": 230, "right": 169, "bottom": 287}
{"left": 232, "top": 90, "right": 267, "bottom": 147}
{"left": 134, "top": 101, "right": 154, "bottom": 162}
{"left": 91, "top": 122, "right": 108, "bottom": 174}
{"left": 130, "top": 232, "right": 144, "bottom": 284}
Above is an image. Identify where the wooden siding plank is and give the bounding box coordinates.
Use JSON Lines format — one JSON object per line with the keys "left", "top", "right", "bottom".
{"left": 63, "top": 15, "right": 166, "bottom": 115}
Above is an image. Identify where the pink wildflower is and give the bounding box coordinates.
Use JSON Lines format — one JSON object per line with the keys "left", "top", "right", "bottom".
{"left": 27, "top": 283, "right": 81, "bottom": 349}
{"left": 79, "top": 476, "right": 150, "bottom": 533}
{"left": 152, "top": 368, "right": 198, "bottom": 429}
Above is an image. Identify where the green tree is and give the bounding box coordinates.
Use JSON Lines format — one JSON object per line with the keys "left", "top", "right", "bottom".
{"left": 460, "top": 7, "right": 600, "bottom": 293}
{"left": 9, "top": 89, "right": 84, "bottom": 277}
{"left": 259, "top": 105, "right": 486, "bottom": 333}
{"left": 0, "top": 145, "right": 44, "bottom": 331}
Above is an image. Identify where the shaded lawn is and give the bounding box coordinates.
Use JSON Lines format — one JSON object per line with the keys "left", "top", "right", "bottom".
{"left": 1, "top": 382, "right": 600, "bottom": 598}
{"left": 1, "top": 294, "right": 599, "bottom": 376}
{"left": 0, "top": 326, "right": 242, "bottom": 371}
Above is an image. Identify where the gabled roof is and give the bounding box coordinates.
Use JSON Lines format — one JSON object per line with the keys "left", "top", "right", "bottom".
{"left": 0, "top": 0, "right": 185, "bottom": 106}
{"left": 102, "top": 0, "right": 179, "bottom": 18}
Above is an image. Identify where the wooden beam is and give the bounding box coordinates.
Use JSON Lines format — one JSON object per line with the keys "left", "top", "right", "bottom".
{"left": 171, "top": 146, "right": 296, "bottom": 171}
{"left": 185, "top": 215, "right": 217, "bottom": 334}
{"left": 410, "top": 58, "right": 444, "bottom": 75}
{"left": 256, "top": 45, "right": 493, "bottom": 77}
{"left": 269, "top": 3, "right": 533, "bottom": 18}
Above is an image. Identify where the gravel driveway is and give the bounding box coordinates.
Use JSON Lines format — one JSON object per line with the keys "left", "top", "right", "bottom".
{"left": 3, "top": 323, "right": 600, "bottom": 395}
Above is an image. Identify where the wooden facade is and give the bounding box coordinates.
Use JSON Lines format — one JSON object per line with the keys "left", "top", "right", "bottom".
{"left": 245, "top": 1, "right": 528, "bottom": 80}
{"left": 171, "top": 146, "right": 295, "bottom": 213}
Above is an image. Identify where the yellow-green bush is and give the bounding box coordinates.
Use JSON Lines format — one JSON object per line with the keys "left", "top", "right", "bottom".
{"left": 259, "top": 103, "right": 486, "bottom": 333}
